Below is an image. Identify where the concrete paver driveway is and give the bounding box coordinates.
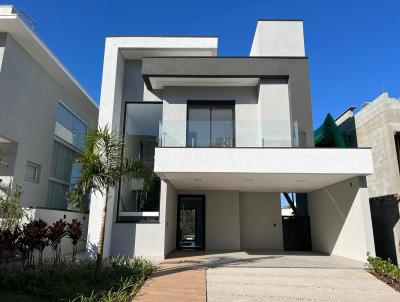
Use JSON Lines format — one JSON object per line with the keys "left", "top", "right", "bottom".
{"left": 136, "top": 251, "right": 400, "bottom": 302}
{"left": 203, "top": 251, "right": 400, "bottom": 302}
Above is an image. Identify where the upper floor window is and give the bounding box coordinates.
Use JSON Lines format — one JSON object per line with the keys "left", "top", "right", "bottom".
{"left": 55, "top": 102, "right": 87, "bottom": 149}
{"left": 187, "top": 101, "right": 235, "bottom": 148}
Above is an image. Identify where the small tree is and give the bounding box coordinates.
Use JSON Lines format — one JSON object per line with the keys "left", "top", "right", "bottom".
{"left": 66, "top": 219, "right": 82, "bottom": 262}
{"left": 0, "top": 183, "right": 23, "bottom": 230}
{"left": 48, "top": 219, "right": 67, "bottom": 264}
{"left": 67, "top": 126, "right": 152, "bottom": 278}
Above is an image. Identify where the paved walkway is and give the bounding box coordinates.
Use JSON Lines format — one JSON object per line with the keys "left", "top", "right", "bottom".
{"left": 134, "top": 251, "right": 400, "bottom": 302}
{"left": 134, "top": 258, "right": 206, "bottom": 302}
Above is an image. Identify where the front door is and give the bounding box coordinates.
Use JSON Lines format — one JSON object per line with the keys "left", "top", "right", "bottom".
{"left": 177, "top": 195, "right": 205, "bottom": 250}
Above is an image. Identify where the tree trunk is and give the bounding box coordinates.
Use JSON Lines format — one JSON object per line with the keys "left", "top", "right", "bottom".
{"left": 95, "top": 187, "right": 108, "bottom": 279}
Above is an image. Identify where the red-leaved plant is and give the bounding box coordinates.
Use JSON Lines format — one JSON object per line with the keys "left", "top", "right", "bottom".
{"left": 48, "top": 219, "right": 67, "bottom": 264}
{"left": 0, "top": 228, "right": 19, "bottom": 260}
{"left": 19, "top": 219, "right": 49, "bottom": 266}
{"left": 66, "top": 219, "right": 82, "bottom": 262}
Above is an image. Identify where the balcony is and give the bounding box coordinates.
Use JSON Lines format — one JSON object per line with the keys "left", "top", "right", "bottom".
{"left": 158, "top": 120, "right": 307, "bottom": 148}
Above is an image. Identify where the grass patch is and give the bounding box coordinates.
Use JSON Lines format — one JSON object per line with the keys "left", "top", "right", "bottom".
{"left": 0, "top": 256, "right": 154, "bottom": 301}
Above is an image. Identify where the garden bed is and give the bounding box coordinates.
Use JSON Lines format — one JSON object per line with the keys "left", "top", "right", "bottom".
{"left": 0, "top": 256, "right": 154, "bottom": 302}
{"left": 367, "top": 254, "right": 400, "bottom": 293}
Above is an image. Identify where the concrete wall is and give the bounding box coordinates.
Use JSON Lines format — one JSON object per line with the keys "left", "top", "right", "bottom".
{"left": 308, "top": 177, "right": 375, "bottom": 262}
{"left": 258, "top": 79, "right": 292, "bottom": 146}
{"left": 239, "top": 192, "right": 283, "bottom": 250}
{"left": 0, "top": 33, "right": 98, "bottom": 208}
{"left": 353, "top": 93, "right": 400, "bottom": 198}
{"left": 205, "top": 191, "right": 241, "bottom": 250}
{"left": 164, "top": 180, "right": 177, "bottom": 256}
{"left": 250, "top": 21, "right": 305, "bottom": 57}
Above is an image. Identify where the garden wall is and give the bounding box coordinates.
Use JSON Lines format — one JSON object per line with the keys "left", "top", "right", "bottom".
{"left": 23, "top": 208, "right": 88, "bottom": 259}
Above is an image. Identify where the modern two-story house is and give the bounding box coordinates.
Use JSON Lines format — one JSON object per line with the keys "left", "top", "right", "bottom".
{"left": 88, "top": 20, "right": 376, "bottom": 263}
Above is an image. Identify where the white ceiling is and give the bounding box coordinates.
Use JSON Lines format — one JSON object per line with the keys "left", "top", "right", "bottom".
{"left": 149, "top": 77, "right": 260, "bottom": 89}
{"left": 159, "top": 172, "right": 360, "bottom": 193}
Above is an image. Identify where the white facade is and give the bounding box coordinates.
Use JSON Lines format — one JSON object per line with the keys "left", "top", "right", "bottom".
{"left": 0, "top": 6, "right": 98, "bottom": 238}
{"left": 89, "top": 20, "right": 375, "bottom": 263}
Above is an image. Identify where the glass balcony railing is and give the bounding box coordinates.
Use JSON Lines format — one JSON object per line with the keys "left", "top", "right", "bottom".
{"left": 158, "top": 120, "right": 307, "bottom": 148}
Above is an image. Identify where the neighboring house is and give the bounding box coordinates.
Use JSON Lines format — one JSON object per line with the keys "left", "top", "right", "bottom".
{"left": 88, "top": 20, "right": 375, "bottom": 263}
{"left": 336, "top": 92, "right": 400, "bottom": 264}
{"left": 0, "top": 6, "right": 98, "bottom": 253}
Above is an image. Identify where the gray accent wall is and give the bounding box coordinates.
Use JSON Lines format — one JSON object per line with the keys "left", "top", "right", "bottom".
{"left": 0, "top": 33, "right": 98, "bottom": 208}
{"left": 122, "top": 60, "right": 163, "bottom": 102}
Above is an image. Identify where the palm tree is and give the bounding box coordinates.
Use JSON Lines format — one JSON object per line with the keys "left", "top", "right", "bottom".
{"left": 67, "top": 125, "right": 152, "bottom": 278}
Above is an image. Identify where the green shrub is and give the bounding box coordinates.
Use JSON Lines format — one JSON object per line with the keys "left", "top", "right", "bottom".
{"left": 0, "top": 256, "right": 154, "bottom": 301}
{"left": 367, "top": 254, "right": 400, "bottom": 283}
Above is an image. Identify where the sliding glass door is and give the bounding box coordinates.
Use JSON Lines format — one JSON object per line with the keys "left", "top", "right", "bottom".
{"left": 187, "top": 102, "right": 235, "bottom": 147}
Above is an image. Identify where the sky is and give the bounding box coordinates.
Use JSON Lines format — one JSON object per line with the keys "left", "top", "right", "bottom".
{"left": 2, "top": 0, "right": 400, "bottom": 127}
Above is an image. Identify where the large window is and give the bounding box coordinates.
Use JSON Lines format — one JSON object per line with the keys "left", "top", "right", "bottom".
{"left": 47, "top": 103, "right": 89, "bottom": 211}
{"left": 117, "top": 102, "right": 162, "bottom": 223}
{"left": 56, "top": 103, "right": 87, "bottom": 149}
{"left": 187, "top": 101, "right": 235, "bottom": 147}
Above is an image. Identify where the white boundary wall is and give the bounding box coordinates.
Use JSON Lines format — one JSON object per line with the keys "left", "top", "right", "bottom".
{"left": 23, "top": 208, "right": 88, "bottom": 258}
{"left": 308, "top": 177, "right": 375, "bottom": 262}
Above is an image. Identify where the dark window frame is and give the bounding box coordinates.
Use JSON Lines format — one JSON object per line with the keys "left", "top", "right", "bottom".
{"left": 186, "top": 100, "right": 236, "bottom": 148}
{"left": 176, "top": 194, "right": 206, "bottom": 251}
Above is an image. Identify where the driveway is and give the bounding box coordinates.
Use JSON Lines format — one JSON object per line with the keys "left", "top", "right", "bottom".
{"left": 136, "top": 251, "right": 400, "bottom": 302}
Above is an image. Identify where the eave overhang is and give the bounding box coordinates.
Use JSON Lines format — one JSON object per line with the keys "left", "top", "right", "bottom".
{"left": 142, "top": 56, "right": 309, "bottom": 90}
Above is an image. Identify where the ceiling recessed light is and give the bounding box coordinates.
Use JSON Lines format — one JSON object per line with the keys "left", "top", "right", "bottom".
{"left": 193, "top": 178, "right": 202, "bottom": 182}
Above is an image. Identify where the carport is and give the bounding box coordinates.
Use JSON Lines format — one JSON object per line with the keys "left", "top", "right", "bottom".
{"left": 157, "top": 148, "right": 376, "bottom": 263}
